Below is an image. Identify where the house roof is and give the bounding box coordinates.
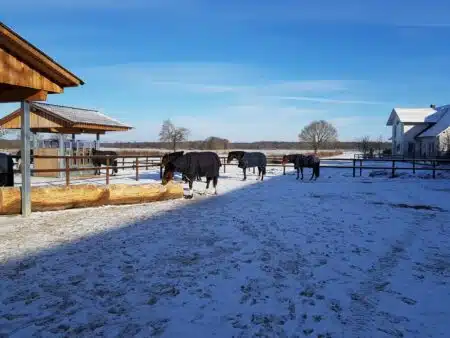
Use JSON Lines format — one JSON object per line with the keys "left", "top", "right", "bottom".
{"left": 386, "top": 107, "right": 436, "bottom": 126}
{"left": 0, "top": 102, "right": 132, "bottom": 134}
{"left": 417, "top": 106, "right": 450, "bottom": 138}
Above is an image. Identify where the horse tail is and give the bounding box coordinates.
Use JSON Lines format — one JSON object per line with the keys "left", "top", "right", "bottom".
{"left": 314, "top": 162, "right": 320, "bottom": 178}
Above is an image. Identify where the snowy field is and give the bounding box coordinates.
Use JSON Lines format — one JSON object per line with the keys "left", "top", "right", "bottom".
{"left": 1, "top": 161, "right": 450, "bottom": 337}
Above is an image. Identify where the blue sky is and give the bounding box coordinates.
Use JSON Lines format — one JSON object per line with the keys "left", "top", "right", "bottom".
{"left": 2, "top": 0, "right": 450, "bottom": 142}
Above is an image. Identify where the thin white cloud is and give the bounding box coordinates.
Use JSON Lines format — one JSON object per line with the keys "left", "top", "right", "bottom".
{"left": 81, "top": 62, "right": 377, "bottom": 105}
{"left": 272, "top": 96, "right": 387, "bottom": 105}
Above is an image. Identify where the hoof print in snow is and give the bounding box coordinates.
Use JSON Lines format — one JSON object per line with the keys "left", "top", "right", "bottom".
{"left": 303, "top": 328, "right": 314, "bottom": 335}
{"left": 147, "top": 296, "right": 158, "bottom": 305}
{"left": 312, "top": 315, "right": 323, "bottom": 322}
{"left": 300, "top": 288, "right": 315, "bottom": 298}
{"left": 400, "top": 296, "right": 417, "bottom": 305}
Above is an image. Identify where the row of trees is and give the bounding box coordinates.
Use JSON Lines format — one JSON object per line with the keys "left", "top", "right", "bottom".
{"left": 158, "top": 119, "right": 342, "bottom": 153}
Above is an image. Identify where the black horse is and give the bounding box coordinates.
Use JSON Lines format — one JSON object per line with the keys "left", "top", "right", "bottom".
{"left": 162, "top": 151, "right": 221, "bottom": 199}
{"left": 281, "top": 154, "right": 320, "bottom": 180}
{"left": 15, "top": 149, "right": 34, "bottom": 171}
{"left": 92, "top": 148, "right": 118, "bottom": 175}
{"left": 227, "top": 151, "right": 267, "bottom": 181}
{"left": 161, "top": 151, "right": 201, "bottom": 182}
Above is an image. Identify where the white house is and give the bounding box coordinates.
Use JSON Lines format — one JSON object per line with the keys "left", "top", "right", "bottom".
{"left": 386, "top": 104, "right": 450, "bottom": 158}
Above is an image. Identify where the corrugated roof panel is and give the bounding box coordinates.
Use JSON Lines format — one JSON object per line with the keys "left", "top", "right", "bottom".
{"left": 32, "top": 102, "right": 131, "bottom": 128}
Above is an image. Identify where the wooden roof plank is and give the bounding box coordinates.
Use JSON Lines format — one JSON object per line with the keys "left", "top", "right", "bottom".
{"left": 0, "top": 48, "right": 63, "bottom": 93}
{"left": 0, "top": 21, "right": 84, "bottom": 88}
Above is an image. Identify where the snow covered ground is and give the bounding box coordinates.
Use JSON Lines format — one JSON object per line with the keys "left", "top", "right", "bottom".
{"left": 1, "top": 163, "right": 449, "bottom": 337}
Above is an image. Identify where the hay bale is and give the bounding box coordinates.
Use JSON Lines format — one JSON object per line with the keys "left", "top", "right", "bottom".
{"left": 0, "top": 182, "right": 183, "bottom": 215}
{"left": 31, "top": 184, "right": 109, "bottom": 212}
{"left": 0, "top": 187, "right": 21, "bottom": 215}
{"left": 107, "top": 182, "right": 183, "bottom": 205}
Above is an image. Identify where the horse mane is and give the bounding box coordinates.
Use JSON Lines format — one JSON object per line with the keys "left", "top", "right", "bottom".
{"left": 227, "top": 150, "right": 245, "bottom": 160}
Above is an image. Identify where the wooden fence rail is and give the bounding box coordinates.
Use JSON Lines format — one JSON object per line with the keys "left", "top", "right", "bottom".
{"left": 9, "top": 154, "right": 450, "bottom": 187}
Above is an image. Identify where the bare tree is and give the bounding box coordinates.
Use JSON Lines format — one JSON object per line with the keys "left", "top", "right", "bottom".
{"left": 375, "top": 135, "right": 384, "bottom": 156}
{"left": 298, "top": 120, "right": 338, "bottom": 153}
{"left": 441, "top": 130, "right": 450, "bottom": 155}
{"left": 358, "top": 136, "right": 371, "bottom": 157}
{"left": 0, "top": 127, "right": 7, "bottom": 139}
{"left": 158, "top": 119, "right": 190, "bottom": 151}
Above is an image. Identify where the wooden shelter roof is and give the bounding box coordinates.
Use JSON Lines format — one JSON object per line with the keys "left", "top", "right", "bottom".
{"left": 0, "top": 21, "right": 84, "bottom": 102}
{"left": 0, "top": 102, "right": 133, "bottom": 134}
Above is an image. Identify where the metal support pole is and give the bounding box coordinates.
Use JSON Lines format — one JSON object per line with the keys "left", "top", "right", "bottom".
{"left": 20, "top": 101, "right": 31, "bottom": 217}
{"left": 58, "top": 133, "right": 65, "bottom": 179}
{"left": 96, "top": 133, "right": 100, "bottom": 150}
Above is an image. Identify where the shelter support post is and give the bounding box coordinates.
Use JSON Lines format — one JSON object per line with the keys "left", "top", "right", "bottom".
{"left": 59, "top": 133, "right": 65, "bottom": 179}
{"left": 96, "top": 133, "right": 100, "bottom": 150}
{"left": 20, "top": 101, "right": 31, "bottom": 217}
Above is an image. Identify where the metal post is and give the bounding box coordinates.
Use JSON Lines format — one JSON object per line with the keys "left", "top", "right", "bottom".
{"left": 359, "top": 159, "right": 362, "bottom": 176}
{"left": 20, "top": 101, "right": 31, "bottom": 217}
{"left": 96, "top": 133, "right": 100, "bottom": 150}
{"left": 58, "top": 133, "right": 65, "bottom": 179}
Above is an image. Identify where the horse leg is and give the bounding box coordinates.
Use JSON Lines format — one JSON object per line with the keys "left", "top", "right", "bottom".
{"left": 261, "top": 167, "right": 265, "bottom": 181}
{"left": 242, "top": 168, "right": 247, "bottom": 181}
{"left": 296, "top": 168, "right": 299, "bottom": 180}
{"left": 186, "top": 179, "right": 194, "bottom": 199}
{"left": 310, "top": 167, "right": 314, "bottom": 180}
{"left": 213, "top": 176, "right": 218, "bottom": 195}
{"left": 206, "top": 177, "right": 211, "bottom": 194}
{"left": 257, "top": 167, "right": 261, "bottom": 180}
{"left": 300, "top": 167, "right": 304, "bottom": 180}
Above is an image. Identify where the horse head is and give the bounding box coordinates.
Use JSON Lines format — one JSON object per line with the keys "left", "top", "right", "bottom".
{"left": 161, "top": 162, "right": 176, "bottom": 185}
{"left": 227, "top": 151, "right": 243, "bottom": 164}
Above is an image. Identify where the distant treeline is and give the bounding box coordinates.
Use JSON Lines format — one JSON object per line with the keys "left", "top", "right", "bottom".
{"left": 0, "top": 139, "right": 391, "bottom": 152}
{"left": 100, "top": 140, "right": 391, "bottom": 150}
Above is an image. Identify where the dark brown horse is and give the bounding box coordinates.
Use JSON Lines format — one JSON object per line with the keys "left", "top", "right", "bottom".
{"left": 92, "top": 148, "right": 118, "bottom": 175}
{"left": 161, "top": 151, "right": 201, "bottom": 182}
{"left": 282, "top": 154, "right": 320, "bottom": 180}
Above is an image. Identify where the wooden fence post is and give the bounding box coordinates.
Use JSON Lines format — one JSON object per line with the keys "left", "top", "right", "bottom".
{"left": 146, "top": 156, "right": 148, "bottom": 170}
{"left": 283, "top": 164, "right": 286, "bottom": 175}
{"left": 253, "top": 167, "right": 255, "bottom": 174}
{"left": 359, "top": 159, "right": 362, "bottom": 177}
{"left": 223, "top": 162, "right": 226, "bottom": 173}
{"left": 65, "top": 157, "right": 70, "bottom": 186}
{"left": 122, "top": 157, "right": 125, "bottom": 171}
{"left": 106, "top": 157, "right": 110, "bottom": 185}
{"left": 136, "top": 157, "right": 139, "bottom": 181}
{"left": 392, "top": 160, "right": 396, "bottom": 177}
{"left": 352, "top": 159, "right": 356, "bottom": 177}
{"left": 413, "top": 158, "right": 416, "bottom": 174}
{"left": 433, "top": 160, "right": 436, "bottom": 179}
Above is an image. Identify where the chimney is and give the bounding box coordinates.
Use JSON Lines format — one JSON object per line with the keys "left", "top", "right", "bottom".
{"left": 430, "top": 104, "right": 436, "bottom": 109}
